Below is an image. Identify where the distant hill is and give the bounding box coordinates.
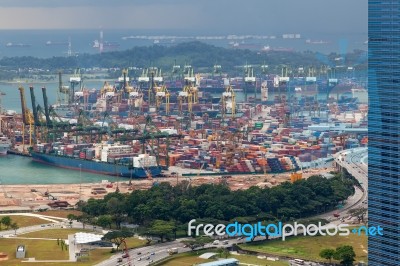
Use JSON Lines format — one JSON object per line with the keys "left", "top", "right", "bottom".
{"left": 0, "top": 41, "right": 366, "bottom": 76}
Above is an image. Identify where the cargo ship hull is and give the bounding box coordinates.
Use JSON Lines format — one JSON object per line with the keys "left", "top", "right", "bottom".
{"left": 31, "top": 152, "right": 162, "bottom": 178}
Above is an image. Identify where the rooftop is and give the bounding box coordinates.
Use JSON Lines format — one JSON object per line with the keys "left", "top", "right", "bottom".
{"left": 197, "top": 258, "right": 239, "bottom": 266}
{"left": 74, "top": 232, "right": 104, "bottom": 244}
{"left": 199, "top": 252, "right": 218, "bottom": 259}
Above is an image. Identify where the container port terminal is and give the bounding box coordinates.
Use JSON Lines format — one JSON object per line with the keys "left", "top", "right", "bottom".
{"left": 0, "top": 63, "right": 367, "bottom": 207}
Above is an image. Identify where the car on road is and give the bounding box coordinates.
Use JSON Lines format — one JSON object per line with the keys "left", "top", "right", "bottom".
{"left": 138, "top": 257, "right": 141, "bottom": 261}
{"left": 121, "top": 253, "right": 129, "bottom": 258}
{"left": 146, "top": 256, "right": 150, "bottom": 260}
{"left": 137, "top": 252, "right": 142, "bottom": 255}
{"left": 117, "top": 258, "right": 123, "bottom": 262}
{"left": 150, "top": 252, "right": 155, "bottom": 255}
{"left": 222, "top": 240, "right": 229, "bottom": 245}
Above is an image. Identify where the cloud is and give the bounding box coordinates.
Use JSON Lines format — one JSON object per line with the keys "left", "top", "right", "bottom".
{"left": 0, "top": 4, "right": 201, "bottom": 30}
{"left": 0, "top": 0, "right": 366, "bottom": 33}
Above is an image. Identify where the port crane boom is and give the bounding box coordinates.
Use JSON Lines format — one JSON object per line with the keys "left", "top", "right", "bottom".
{"left": 18, "top": 86, "right": 34, "bottom": 149}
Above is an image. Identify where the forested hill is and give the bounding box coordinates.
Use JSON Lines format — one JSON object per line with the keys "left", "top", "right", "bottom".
{"left": 0, "top": 41, "right": 367, "bottom": 74}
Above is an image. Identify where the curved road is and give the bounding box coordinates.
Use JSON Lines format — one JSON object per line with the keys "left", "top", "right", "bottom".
{"left": 333, "top": 147, "right": 368, "bottom": 208}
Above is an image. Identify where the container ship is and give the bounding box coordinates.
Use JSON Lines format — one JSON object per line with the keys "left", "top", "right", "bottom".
{"left": 31, "top": 143, "right": 162, "bottom": 178}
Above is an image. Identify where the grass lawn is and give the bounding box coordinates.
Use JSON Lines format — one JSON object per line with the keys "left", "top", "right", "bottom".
{"left": 51, "top": 249, "right": 114, "bottom": 266}
{"left": 240, "top": 231, "right": 368, "bottom": 264}
{"left": 19, "top": 230, "right": 145, "bottom": 249}
{"left": 19, "top": 228, "right": 92, "bottom": 239}
{"left": 124, "top": 237, "right": 147, "bottom": 249}
{"left": 0, "top": 215, "right": 48, "bottom": 230}
{"left": 37, "top": 210, "right": 83, "bottom": 219}
{"left": 0, "top": 237, "right": 113, "bottom": 266}
{"left": 0, "top": 238, "right": 69, "bottom": 265}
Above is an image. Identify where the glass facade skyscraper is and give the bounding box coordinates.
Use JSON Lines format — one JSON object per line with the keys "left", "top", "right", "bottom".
{"left": 368, "top": 0, "right": 400, "bottom": 264}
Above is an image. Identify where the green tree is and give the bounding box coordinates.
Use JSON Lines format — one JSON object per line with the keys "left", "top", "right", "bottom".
{"left": 96, "top": 215, "right": 113, "bottom": 229}
{"left": 79, "top": 174, "right": 356, "bottom": 228}
{"left": 147, "top": 220, "right": 176, "bottom": 243}
{"left": 102, "top": 228, "right": 134, "bottom": 251}
{"left": 10, "top": 222, "right": 19, "bottom": 234}
{"left": 182, "top": 236, "right": 213, "bottom": 251}
{"left": 1, "top": 216, "right": 11, "bottom": 229}
{"left": 76, "top": 214, "right": 92, "bottom": 229}
{"left": 217, "top": 247, "right": 229, "bottom": 258}
{"left": 348, "top": 207, "right": 367, "bottom": 223}
{"left": 319, "top": 248, "right": 335, "bottom": 264}
{"left": 333, "top": 245, "right": 356, "bottom": 266}
{"left": 106, "top": 196, "right": 126, "bottom": 229}
{"left": 67, "top": 214, "right": 76, "bottom": 228}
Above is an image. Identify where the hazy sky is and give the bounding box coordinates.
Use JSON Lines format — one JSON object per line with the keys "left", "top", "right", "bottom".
{"left": 0, "top": 0, "right": 367, "bottom": 34}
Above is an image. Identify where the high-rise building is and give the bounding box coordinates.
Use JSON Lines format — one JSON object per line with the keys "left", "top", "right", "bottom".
{"left": 368, "top": 0, "right": 400, "bottom": 264}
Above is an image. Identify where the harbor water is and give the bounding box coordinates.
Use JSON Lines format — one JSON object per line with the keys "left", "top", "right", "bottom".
{"left": 0, "top": 154, "right": 119, "bottom": 184}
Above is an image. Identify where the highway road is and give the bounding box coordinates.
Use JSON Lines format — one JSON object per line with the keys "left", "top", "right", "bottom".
{"left": 95, "top": 241, "right": 190, "bottom": 266}
{"left": 333, "top": 147, "right": 368, "bottom": 208}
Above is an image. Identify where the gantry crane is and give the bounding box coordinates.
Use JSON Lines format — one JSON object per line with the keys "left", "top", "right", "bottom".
{"left": 74, "top": 84, "right": 90, "bottom": 111}
{"left": 155, "top": 85, "right": 170, "bottom": 114}
{"left": 120, "top": 69, "right": 144, "bottom": 114}
{"left": 244, "top": 64, "right": 256, "bottom": 101}
{"left": 277, "top": 65, "right": 290, "bottom": 100}
{"left": 18, "top": 86, "right": 34, "bottom": 150}
{"left": 148, "top": 67, "right": 162, "bottom": 108}
{"left": 57, "top": 71, "right": 70, "bottom": 105}
{"left": 261, "top": 61, "right": 268, "bottom": 74}
{"left": 213, "top": 63, "right": 222, "bottom": 77}
{"left": 178, "top": 69, "right": 199, "bottom": 115}
{"left": 178, "top": 86, "right": 193, "bottom": 114}
{"left": 222, "top": 85, "right": 236, "bottom": 118}
{"left": 41, "top": 87, "right": 52, "bottom": 129}
{"left": 69, "top": 68, "right": 82, "bottom": 105}
{"left": 128, "top": 88, "right": 144, "bottom": 115}
{"left": 183, "top": 63, "right": 195, "bottom": 84}
{"left": 100, "top": 81, "right": 115, "bottom": 99}
{"left": 118, "top": 68, "right": 130, "bottom": 96}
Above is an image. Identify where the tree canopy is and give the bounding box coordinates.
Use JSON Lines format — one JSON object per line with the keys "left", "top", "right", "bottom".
{"left": 0, "top": 41, "right": 367, "bottom": 77}
{"left": 81, "top": 174, "right": 355, "bottom": 227}
{"left": 333, "top": 245, "right": 356, "bottom": 266}
{"left": 102, "top": 228, "right": 134, "bottom": 251}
